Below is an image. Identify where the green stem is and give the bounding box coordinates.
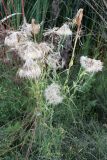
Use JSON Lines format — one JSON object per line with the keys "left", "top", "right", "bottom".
{"left": 64, "top": 28, "right": 80, "bottom": 87}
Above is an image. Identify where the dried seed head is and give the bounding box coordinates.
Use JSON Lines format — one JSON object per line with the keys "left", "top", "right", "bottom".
{"left": 43, "top": 27, "right": 58, "bottom": 36}
{"left": 80, "top": 56, "right": 103, "bottom": 73}
{"left": 44, "top": 83, "right": 63, "bottom": 105}
{"left": 38, "top": 42, "right": 53, "bottom": 55}
{"left": 4, "top": 30, "right": 30, "bottom": 49}
{"left": 17, "top": 41, "right": 43, "bottom": 60}
{"left": 55, "top": 24, "right": 72, "bottom": 36}
{"left": 17, "top": 32, "right": 29, "bottom": 44}
{"left": 4, "top": 31, "right": 19, "bottom": 48}
{"left": 17, "top": 59, "right": 41, "bottom": 79}
{"left": 21, "top": 21, "right": 32, "bottom": 37}
{"left": 31, "top": 19, "right": 40, "bottom": 36}
{"left": 73, "top": 8, "right": 83, "bottom": 27}
{"left": 46, "top": 52, "right": 62, "bottom": 70}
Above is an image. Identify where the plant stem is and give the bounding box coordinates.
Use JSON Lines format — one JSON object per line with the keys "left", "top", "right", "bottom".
{"left": 64, "top": 27, "right": 80, "bottom": 87}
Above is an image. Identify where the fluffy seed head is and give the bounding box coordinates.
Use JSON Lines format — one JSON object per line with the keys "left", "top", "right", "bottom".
{"left": 21, "top": 21, "right": 32, "bottom": 37}
{"left": 43, "top": 27, "right": 58, "bottom": 36}
{"left": 43, "top": 24, "right": 72, "bottom": 37}
{"left": 17, "top": 41, "right": 43, "bottom": 60}
{"left": 4, "top": 31, "right": 19, "bottom": 48}
{"left": 44, "top": 83, "right": 63, "bottom": 105}
{"left": 46, "top": 52, "right": 62, "bottom": 70}
{"left": 38, "top": 42, "right": 53, "bottom": 55}
{"left": 55, "top": 24, "right": 72, "bottom": 36}
{"left": 17, "top": 32, "right": 29, "bottom": 43}
{"left": 17, "top": 59, "right": 41, "bottom": 79}
{"left": 4, "top": 31, "right": 29, "bottom": 49}
{"left": 80, "top": 56, "right": 103, "bottom": 73}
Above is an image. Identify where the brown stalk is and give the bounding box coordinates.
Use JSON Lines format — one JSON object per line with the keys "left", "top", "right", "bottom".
{"left": 65, "top": 9, "right": 83, "bottom": 86}
{"left": 69, "top": 8, "right": 83, "bottom": 68}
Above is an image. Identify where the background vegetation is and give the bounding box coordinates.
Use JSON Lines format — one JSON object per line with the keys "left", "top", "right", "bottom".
{"left": 0, "top": 0, "right": 107, "bottom": 159}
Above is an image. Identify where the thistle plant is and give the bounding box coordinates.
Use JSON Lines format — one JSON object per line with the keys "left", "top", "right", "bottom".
{"left": 0, "top": 1, "right": 106, "bottom": 159}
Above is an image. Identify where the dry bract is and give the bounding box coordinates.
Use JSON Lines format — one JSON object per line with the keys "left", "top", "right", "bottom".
{"left": 31, "top": 19, "right": 40, "bottom": 36}
{"left": 73, "top": 8, "right": 83, "bottom": 27}
{"left": 20, "top": 17, "right": 40, "bottom": 37}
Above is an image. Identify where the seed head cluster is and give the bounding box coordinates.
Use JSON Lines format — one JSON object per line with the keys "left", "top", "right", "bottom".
{"left": 4, "top": 18, "right": 52, "bottom": 80}
{"left": 4, "top": 16, "right": 104, "bottom": 106}
{"left": 4, "top": 18, "right": 73, "bottom": 80}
